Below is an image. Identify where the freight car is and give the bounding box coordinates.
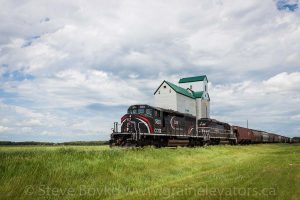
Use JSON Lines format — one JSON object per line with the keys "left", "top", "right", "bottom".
{"left": 232, "top": 128, "right": 291, "bottom": 144}
{"left": 232, "top": 126, "right": 253, "bottom": 144}
{"left": 110, "top": 104, "right": 291, "bottom": 147}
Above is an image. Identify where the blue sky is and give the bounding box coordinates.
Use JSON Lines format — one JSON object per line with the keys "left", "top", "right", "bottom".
{"left": 0, "top": 0, "right": 300, "bottom": 142}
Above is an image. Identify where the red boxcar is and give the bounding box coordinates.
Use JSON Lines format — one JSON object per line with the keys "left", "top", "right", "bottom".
{"left": 233, "top": 126, "right": 254, "bottom": 144}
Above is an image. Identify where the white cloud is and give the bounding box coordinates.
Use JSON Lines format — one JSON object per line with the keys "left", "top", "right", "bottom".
{"left": 1, "top": 0, "right": 298, "bottom": 77}
{"left": 0, "top": 126, "right": 10, "bottom": 133}
{"left": 2, "top": 69, "right": 148, "bottom": 107}
{"left": 262, "top": 72, "right": 300, "bottom": 92}
{"left": 210, "top": 72, "right": 300, "bottom": 134}
{"left": 291, "top": 114, "right": 300, "bottom": 120}
{"left": 21, "top": 127, "right": 32, "bottom": 133}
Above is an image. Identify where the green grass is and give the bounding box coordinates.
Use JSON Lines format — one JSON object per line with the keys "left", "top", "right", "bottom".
{"left": 0, "top": 144, "right": 299, "bottom": 200}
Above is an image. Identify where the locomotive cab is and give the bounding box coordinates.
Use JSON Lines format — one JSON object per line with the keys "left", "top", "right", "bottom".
{"left": 121, "top": 105, "right": 155, "bottom": 134}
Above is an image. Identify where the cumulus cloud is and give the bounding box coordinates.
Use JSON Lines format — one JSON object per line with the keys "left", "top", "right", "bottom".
{"left": 0, "top": 0, "right": 300, "bottom": 141}
{"left": 2, "top": 69, "right": 150, "bottom": 108}
{"left": 0, "top": 126, "right": 10, "bottom": 133}
{"left": 210, "top": 72, "right": 300, "bottom": 134}
{"left": 1, "top": 0, "right": 299, "bottom": 78}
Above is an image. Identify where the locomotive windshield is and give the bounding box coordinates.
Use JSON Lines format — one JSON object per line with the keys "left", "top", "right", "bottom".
{"left": 138, "top": 108, "right": 144, "bottom": 114}
{"left": 130, "top": 109, "right": 137, "bottom": 114}
{"left": 127, "top": 105, "right": 153, "bottom": 117}
{"left": 145, "top": 109, "right": 153, "bottom": 117}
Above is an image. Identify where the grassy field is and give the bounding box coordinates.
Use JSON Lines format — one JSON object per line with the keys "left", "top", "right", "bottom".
{"left": 0, "top": 144, "right": 299, "bottom": 200}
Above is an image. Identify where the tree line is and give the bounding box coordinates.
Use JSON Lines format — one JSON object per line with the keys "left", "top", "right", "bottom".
{"left": 0, "top": 141, "right": 109, "bottom": 146}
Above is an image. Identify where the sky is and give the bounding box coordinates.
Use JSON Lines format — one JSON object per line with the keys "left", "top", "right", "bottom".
{"left": 0, "top": 0, "right": 300, "bottom": 142}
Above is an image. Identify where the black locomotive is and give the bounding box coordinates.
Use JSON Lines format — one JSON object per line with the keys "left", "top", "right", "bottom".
{"left": 110, "top": 104, "right": 236, "bottom": 147}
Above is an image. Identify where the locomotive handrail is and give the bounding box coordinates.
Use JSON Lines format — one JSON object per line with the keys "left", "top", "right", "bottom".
{"left": 113, "top": 122, "right": 120, "bottom": 133}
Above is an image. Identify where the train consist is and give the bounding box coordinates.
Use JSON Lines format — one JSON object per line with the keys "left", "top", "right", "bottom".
{"left": 110, "top": 104, "right": 293, "bottom": 147}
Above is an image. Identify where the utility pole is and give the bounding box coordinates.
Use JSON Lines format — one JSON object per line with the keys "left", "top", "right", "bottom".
{"left": 247, "top": 120, "right": 248, "bottom": 129}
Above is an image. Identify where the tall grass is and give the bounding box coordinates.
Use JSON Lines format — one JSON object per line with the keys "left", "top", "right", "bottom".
{"left": 0, "top": 144, "right": 299, "bottom": 200}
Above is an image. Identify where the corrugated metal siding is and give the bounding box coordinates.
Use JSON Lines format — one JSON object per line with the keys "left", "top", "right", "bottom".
{"left": 176, "top": 93, "right": 196, "bottom": 116}
{"left": 154, "top": 83, "right": 177, "bottom": 111}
